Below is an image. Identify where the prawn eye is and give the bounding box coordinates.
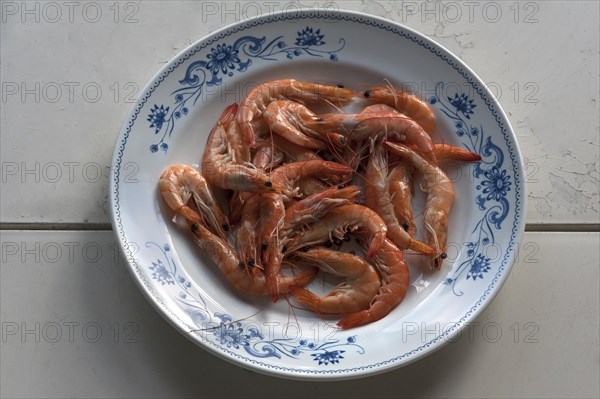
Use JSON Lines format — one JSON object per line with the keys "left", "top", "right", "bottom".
{"left": 402, "top": 222, "right": 410, "bottom": 231}
{"left": 238, "top": 261, "right": 245, "bottom": 270}
{"left": 364, "top": 90, "right": 372, "bottom": 98}
{"left": 440, "top": 252, "right": 448, "bottom": 259}
{"left": 261, "top": 243, "right": 268, "bottom": 251}
{"left": 301, "top": 247, "right": 309, "bottom": 252}
{"left": 247, "top": 259, "right": 255, "bottom": 268}
{"left": 191, "top": 224, "right": 199, "bottom": 233}
{"left": 222, "top": 223, "right": 229, "bottom": 231}
{"left": 264, "top": 181, "right": 273, "bottom": 187}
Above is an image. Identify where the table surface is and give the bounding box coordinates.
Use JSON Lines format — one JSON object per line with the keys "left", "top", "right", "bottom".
{"left": 1, "top": 1, "right": 599, "bottom": 398}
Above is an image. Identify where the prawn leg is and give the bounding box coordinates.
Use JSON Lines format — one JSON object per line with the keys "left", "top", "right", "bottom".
{"left": 388, "top": 163, "right": 416, "bottom": 237}
{"left": 364, "top": 138, "right": 433, "bottom": 254}
{"left": 190, "top": 221, "right": 316, "bottom": 296}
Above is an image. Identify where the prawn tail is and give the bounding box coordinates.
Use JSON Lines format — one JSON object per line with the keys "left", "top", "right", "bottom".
{"left": 289, "top": 286, "right": 320, "bottom": 312}
{"left": 408, "top": 238, "right": 436, "bottom": 255}
{"left": 178, "top": 205, "right": 203, "bottom": 224}
{"left": 240, "top": 121, "right": 257, "bottom": 148}
{"left": 434, "top": 144, "right": 482, "bottom": 162}
{"left": 337, "top": 310, "right": 370, "bottom": 329}
{"left": 220, "top": 103, "right": 239, "bottom": 124}
{"left": 338, "top": 295, "right": 399, "bottom": 329}
{"left": 267, "top": 274, "right": 279, "bottom": 303}
{"left": 456, "top": 151, "right": 481, "bottom": 162}
{"left": 444, "top": 150, "right": 481, "bottom": 162}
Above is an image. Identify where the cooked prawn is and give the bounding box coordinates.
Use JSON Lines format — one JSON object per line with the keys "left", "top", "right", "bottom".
{"left": 159, "top": 164, "right": 229, "bottom": 239}
{"left": 349, "top": 116, "right": 437, "bottom": 162}
{"left": 302, "top": 102, "right": 399, "bottom": 135}
{"left": 261, "top": 170, "right": 348, "bottom": 302}
{"left": 202, "top": 104, "right": 282, "bottom": 193}
{"left": 307, "top": 114, "right": 436, "bottom": 162}
{"left": 271, "top": 160, "right": 354, "bottom": 201}
{"left": 285, "top": 204, "right": 388, "bottom": 259}
{"left": 237, "top": 79, "right": 354, "bottom": 147}
{"left": 189, "top": 221, "right": 316, "bottom": 296}
{"left": 364, "top": 138, "right": 434, "bottom": 254}
{"left": 263, "top": 100, "right": 327, "bottom": 150}
{"left": 337, "top": 238, "right": 410, "bottom": 329}
{"left": 386, "top": 142, "right": 455, "bottom": 269}
{"left": 289, "top": 247, "right": 381, "bottom": 314}
{"left": 282, "top": 185, "right": 361, "bottom": 234}
{"left": 305, "top": 111, "right": 400, "bottom": 133}
{"left": 267, "top": 136, "right": 330, "bottom": 196}
{"left": 363, "top": 86, "right": 436, "bottom": 133}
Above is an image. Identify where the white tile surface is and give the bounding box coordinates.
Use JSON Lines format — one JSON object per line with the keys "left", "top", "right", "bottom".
{"left": 1, "top": 1, "right": 598, "bottom": 225}
{"left": 1, "top": 231, "right": 598, "bottom": 398}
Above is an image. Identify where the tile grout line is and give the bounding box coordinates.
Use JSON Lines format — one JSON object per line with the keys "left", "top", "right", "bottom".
{"left": 0, "top": 223, "right": 599, "bottom": 232}
{"left": 0, "top": 223, "right": 113, "bottom": 231}
{"left": 524, "top": 224, "right": 600, "bottom": 232}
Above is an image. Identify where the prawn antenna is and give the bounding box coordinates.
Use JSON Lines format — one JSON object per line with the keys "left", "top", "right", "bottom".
{"left": 186, "top": 303, "right": 268, "bottom": 334}
{"left": 383, "top": 78, "right": 400, "bottom": 109}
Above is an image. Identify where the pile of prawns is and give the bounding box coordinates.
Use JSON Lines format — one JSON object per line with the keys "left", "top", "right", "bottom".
{"left": 159, "top": 79, "right": 481, "bottom": 329}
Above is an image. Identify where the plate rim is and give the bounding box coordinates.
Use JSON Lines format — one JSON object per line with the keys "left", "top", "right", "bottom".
{"left": 109, "top": 8, "right": 527, "bottom": 381}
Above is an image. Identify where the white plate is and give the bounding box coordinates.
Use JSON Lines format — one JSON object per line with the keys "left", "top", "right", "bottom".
{"left": 110, "top": 9, "right": 525, "bottom": 380}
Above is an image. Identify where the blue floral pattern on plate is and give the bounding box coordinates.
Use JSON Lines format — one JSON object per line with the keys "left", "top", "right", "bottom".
{"left": 430, "top": 83, "right": 512, "bottom": 295}
{"left": 147, "top": 27, "right": 345, "bottom": 153}
{"left": 145, "top": 242, "right": 364, "bottom": 365}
